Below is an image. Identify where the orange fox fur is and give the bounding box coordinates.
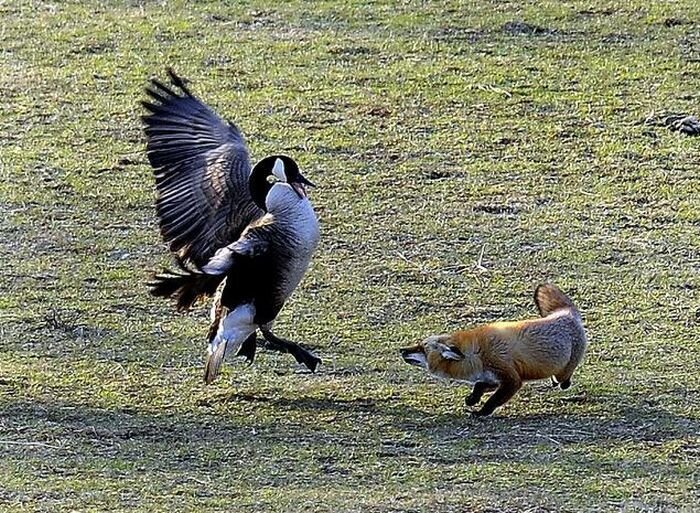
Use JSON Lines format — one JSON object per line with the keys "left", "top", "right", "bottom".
{"left": 400, "top": 284, "right": 587, "bottom": 416}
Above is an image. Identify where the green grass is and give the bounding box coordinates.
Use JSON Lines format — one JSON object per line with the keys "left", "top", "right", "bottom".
{"left": 1, "top": 0, "right": 699, "bottom": 511}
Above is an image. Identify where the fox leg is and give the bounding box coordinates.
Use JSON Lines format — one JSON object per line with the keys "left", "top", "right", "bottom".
{"left": 555, "top": 330, "right": 587, "bottom": 390}
{"left": 473, "top": 377, "right": 522, "bottom": 416}
{"left": 465, "top": 381, "right": 498, "bottom": 406}
{"left": 551, "top": 376, "right": 571, "bottom": 389}
{"left": 259, "top": 328, "right": 322, "bottom": 372}
{"left": 555, "top": 364, "right": 577, "bottom": 389}
{"left": 552, "top": 375, "right": 572, "bottom": 389}
{"left": 554, "top": 347, "right": 585, "bottom": 389}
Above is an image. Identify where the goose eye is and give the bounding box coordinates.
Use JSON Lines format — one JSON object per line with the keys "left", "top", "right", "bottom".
{"left": 266, "top": 174, "right": 278, "bottom": 184}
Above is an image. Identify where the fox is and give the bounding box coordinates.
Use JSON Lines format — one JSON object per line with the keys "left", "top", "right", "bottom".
{"left": 399, "top": 283, "right": 587, "bottom": 416}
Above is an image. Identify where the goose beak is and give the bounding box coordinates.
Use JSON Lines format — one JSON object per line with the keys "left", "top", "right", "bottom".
{"left": 291, "top": 182, "right": 307, "bottom": 198}
{"left": 291, "top": 173, "right": 315, "bottom": 199}
{"left": 297, "top": 173, "right": 315, "bottom": 188}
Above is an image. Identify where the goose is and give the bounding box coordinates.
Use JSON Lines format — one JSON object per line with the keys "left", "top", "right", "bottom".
{"left": 141, "top": 69, "right": 321, "bottom": 383}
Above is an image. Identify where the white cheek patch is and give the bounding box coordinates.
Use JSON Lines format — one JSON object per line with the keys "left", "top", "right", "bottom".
{"left": 272, "top": 158, "right": 286, "bottom": 182}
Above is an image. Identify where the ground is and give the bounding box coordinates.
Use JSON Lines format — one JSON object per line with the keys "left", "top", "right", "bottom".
{"left": 1, "top": 1, "right": 699, "bottom": 512}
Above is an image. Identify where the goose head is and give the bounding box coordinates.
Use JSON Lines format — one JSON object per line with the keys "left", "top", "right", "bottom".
{"left": 249, "top": 155, "right": 315, "bottom": 210}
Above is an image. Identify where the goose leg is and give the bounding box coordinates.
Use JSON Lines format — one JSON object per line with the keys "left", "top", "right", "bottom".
{"left": 259, "top": 328, "right": 322, "bottom": 372}
{"left": 235, "top": 332, "right": 258, "bottom": 364}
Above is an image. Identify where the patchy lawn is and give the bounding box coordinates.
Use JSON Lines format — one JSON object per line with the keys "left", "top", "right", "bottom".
{"left": 1, "top": 1, "right": 698, "bottom": 511}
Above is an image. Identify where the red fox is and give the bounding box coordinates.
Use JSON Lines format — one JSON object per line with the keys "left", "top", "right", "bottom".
{"left": 400, "top": 284, "right": 587, "bottom": 416}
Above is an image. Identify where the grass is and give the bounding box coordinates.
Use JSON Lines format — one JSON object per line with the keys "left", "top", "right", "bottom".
{"left": 1, "top": 0, "right": 699, "bottom": 511}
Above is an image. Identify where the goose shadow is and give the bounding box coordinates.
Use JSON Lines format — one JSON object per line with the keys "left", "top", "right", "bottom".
{"left": 1, "top": 390, "right": 697, "bottom": 475}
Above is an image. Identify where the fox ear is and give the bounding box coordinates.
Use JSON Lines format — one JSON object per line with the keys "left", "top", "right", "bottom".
{"left": 438, "top": 343, "right": 465, "bottom": 361}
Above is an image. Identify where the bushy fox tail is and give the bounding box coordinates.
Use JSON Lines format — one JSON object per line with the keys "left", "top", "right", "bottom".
{"left": 534, "top": 283, "right": 578, "bottom": 317}
{"left": 148, "top": 260, "right": 224, "bottom": 311}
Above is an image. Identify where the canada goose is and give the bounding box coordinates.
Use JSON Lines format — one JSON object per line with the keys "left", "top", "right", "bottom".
{"left": 141, "top": 69, "right": 321, "bottom": 383}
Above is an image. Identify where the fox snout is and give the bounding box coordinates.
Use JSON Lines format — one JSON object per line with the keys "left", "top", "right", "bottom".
{"left": 399, "top": 346, "right": 427, "bottom": 368}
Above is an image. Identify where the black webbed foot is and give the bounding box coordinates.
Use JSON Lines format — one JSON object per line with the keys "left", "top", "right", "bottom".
{"left": 260, "top": 329, "right": 322, "bottom": 372}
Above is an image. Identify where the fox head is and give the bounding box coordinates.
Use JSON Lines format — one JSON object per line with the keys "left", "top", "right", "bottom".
{"left": 399, "top": 335, "right": 465, "bottom": 371}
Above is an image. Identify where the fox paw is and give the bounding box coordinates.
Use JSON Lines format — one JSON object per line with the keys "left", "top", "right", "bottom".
{"left": 552, "top": 377, "right": 572, "bottom": 390}
{"left": 465, "top": 394, "right": 479, "bottom": 407}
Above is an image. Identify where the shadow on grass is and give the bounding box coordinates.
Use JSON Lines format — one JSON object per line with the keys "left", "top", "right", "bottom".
{"left": 1, "top": 391, "right": 695, "bottom": 512}
{"left": 205, "top": 388, "right": 700, "bottom": 442}
{"left": 2, "top": 391, "right": 696, "bottom": 465}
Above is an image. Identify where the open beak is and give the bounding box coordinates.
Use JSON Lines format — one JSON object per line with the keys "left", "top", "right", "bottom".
{"left": 291, "top": 182, "right": 307, "bottom": 199}
{"left": 291, "top": 173, "right": 315, "bottom": 199}
{"left": 298, "top": 173, "right": 315, "bottom": 188}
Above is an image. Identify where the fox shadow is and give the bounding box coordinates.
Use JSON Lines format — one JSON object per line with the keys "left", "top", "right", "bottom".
{"left": 216, "top": 388, "right": 700, "bottom": 471}
{"left": 1, "top": 388, "right": 696, "bottom": 478}
{"left": 210, "top": 385, "right": 698, "bottom": 446}
{"left": 379, "top": 392, "right": 700, "bottom": 471}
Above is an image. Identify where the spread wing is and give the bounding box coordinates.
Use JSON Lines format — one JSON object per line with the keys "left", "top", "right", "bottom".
{"left": 142, "top": 69, "right": 262, "bottom": 268}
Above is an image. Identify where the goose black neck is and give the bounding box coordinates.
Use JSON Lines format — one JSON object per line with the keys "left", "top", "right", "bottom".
{"left": 249, "top": 163, "right": 273, "bottom": 211}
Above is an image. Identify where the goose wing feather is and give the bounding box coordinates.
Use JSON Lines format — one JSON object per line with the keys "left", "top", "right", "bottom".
{"left": 142, "top": 69, "right": 262, "bottom": 267}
